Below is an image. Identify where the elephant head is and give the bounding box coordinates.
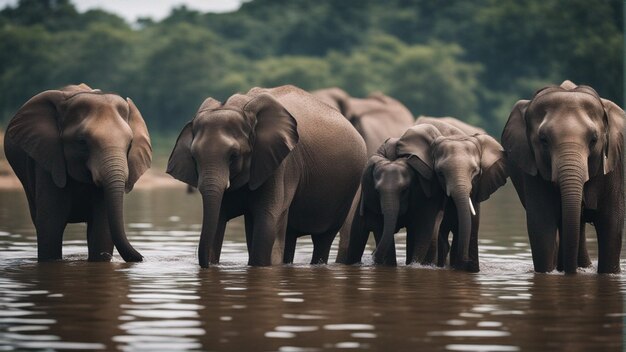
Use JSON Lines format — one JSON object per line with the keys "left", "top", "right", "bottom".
{"left": 167, "top": 93, "right": 299, "bottom": 268}
{"left": 360, "top": 139, "right": 416, "bottom": 265}
{"left": 6, "top": 86, "right": 152, "bottom": 262}
{"left": 502, "top": 80, "right": 624, "bottom": 273}
{"left": 396, "top": 123, "right": 507, "bottom": 267}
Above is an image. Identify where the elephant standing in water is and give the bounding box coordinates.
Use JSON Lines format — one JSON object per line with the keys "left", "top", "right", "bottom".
{"left": 502, "top": 80, "right": 624, "bottom": 274}
{"left": 346, "top": 119, "right": 507, "bottom": 271}
{"left": 313, "top": 87, "right": 414, "bottom": 262}
{"left": 4, "top": 84, "right": 151, "bottom": 262}
{"left": 415, "top": 117, "right": 507, "bottom": 271}
{"left": 167, "top": 85, "right": 366, "bottom": 267}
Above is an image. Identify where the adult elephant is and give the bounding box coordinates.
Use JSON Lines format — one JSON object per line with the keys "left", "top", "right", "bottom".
{"left": 502, "top": 80, "right": 624, "bottom": 274}
{"left": 346, "top": 120, "right": 506, "bottom": 270}
{"left": 415, "top": 117, "right": 507, "bottom": 271}
{"left": 167, "top": 85, "right": 366, "bottom": 267}
{"left": 4, "top": 84, "right": 151, "bottom": 262}
{"left": 313, "top": 87, "right": 414, "bottom": 155}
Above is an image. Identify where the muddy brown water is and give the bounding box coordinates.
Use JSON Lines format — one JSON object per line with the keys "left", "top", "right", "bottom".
{"left": 0, "top": 184, "right": 624, "bottom": 351}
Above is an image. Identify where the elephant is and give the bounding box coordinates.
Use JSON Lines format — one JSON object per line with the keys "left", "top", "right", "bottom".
{"left": 415, "top": 117, "right": 507, "bottom": 271}
{"left": 312, "top": 87, "right": 414, "bottom": 156}
{"left": 167, "top": 85, "right": 366, "bottom": 267}
{"left": 502, "top": 80, "right": 624, "bottom": 274}
{"left": 346, "top": 119, "right": 507, "bottom": 271}
{"left": 313, "top": 88, "right": 414, "bottom": 262}
{"left": 4, "top": 83, "right": 151, "bottom": 262}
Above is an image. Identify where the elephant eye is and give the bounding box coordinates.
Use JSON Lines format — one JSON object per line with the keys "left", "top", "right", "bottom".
{"left": 230, "top": 151, "right": 240, "bottom": 163}
{"left": 590, "top": 133, "right": 598, "bottom": 147}
{"left": 539, "top": 134, "right": 549, "bottom": 147}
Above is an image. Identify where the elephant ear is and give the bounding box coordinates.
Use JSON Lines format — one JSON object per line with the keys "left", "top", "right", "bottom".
{"left": 6, "top": 90, "right": 67, "bottom": 188}
{"left": 396, "top": 124, "right": 441, "bottom": 180}
{"left": 166, "top": 121, "right": 198, "bottom": 187}
{"left": 600, "top": 98, "right": 624, "bottom": 175}
{"left": 244, "top": 93, "right": 299, "bottom": 190}
{"left": 501, "top": 99, "right": 536, "bottom": 175}
{"left": 474, "top": 134, "right": 508, "bottom": 202}
{"left": 125, "top": 98, "right": 152, "bottom": 193}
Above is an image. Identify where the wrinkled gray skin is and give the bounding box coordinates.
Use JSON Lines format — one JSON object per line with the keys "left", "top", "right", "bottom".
{"left": 4, "top": 84, "right": 152, "bottom": 262}
{"left": 313, "top": 88, "right": 414, "bottom": 263}
{"left": 313, "top": 88, "right": 414, "bottom": 155}
{"left": 502, "top": 80, "right": 624, "bottom": 274}
{"left": 346, "top": 120, "right": 507, "bottom": 270}
{"left": 167, "top": 85, "right": 366, "bottom": 267}
{"left": 416, "top": 117, "right": 507, "bottom": 271}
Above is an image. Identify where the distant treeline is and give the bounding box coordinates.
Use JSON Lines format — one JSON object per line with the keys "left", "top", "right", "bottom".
{"left": 0, "top": 0, "right": 622, "bottom": 135}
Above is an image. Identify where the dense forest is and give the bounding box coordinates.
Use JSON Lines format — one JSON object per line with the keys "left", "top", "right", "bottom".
{"left": 0, "top": 0, "right": 622, "bottom": 136}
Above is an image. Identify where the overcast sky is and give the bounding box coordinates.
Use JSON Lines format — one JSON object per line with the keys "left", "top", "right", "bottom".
{"left": 0, "top": 0, "right": 244, "bottom": 22}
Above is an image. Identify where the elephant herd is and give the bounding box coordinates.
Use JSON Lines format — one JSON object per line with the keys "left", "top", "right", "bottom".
{"left": 4, "top": 81, "right": 624, "bottom": 274}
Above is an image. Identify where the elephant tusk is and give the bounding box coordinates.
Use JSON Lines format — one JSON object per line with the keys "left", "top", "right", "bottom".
{"left": 469, "top": 197, "right": 476, "bottom": 216}
{"left": 603, "top": 153, "right": 607, "bottom": 175}
{"left": 226, "top": 180, "right": 230, "bottom": 189}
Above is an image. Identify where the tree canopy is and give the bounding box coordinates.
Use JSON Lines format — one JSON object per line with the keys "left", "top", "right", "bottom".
{"left": 0, "top": 0, "right": 622, "bottom": 135}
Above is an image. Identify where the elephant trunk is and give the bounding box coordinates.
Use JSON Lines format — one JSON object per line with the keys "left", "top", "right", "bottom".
{"left": 197, "top": 166, "right": 228, "bottom": 268}
{"left": 374, "top": 191, "right": 399, "bottom": 265}
{"left": 451, "top": 185, "right": 472, "bottom": 266}
{"left": 556, "top": 150, "right": 586, "bottom": 274}
{"left": 101, "top": 150, "right": 143, "bottom": 262}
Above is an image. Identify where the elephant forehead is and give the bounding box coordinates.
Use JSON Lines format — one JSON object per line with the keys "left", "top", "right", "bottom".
{"left": 435, "top": 138, "right": 479, "bottom": 155}
{"left": 194, "top": 110, "right": 251, "bottom": 135}
{"left": 530, "top": 91, "right": 604, "bottom": 118}
{"left": 62, "top": 93, "right": 129, "bottom": 122}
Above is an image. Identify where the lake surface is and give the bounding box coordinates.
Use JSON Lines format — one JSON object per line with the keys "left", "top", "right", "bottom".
{"left": 0, "top": 183, "right": 624, "bottom": 351}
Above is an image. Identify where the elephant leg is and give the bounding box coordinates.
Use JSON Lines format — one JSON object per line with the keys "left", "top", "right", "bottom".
{"left": 577, "top": 219, "right": 591, "bottom": 268}
{"left": 244, "top": 213, "right": 254, "bottom": 258}
{"left": 524, "top": 174, "right": 559, "bottom": 273}
{"left": 35, "top": 169, "right": 70, "bottom": 261}
{"left": 406, "top": 224, "right": 416, "bottom": 265}
{"left": 283, "top": 230, "right": 297, "bottom": 264}
{"left": 407, "top": 201, "right": 445, "bottom": 265}
{"left": 335, "top": 191, "right": 359, "bottom": 264}
{"left": 249, "top": 209, "right": 289, "bottom": 266}
{"left": 345, "top": 211, "right": 372, "bottom": 265}
{"left": 311, "top": 229, "right": 337, "bottom": 264}
{"left": 594, "top": 175, "right": 624, "bottom": 274}
{"left": 422, "top": 236, "right": 438, "bottom": 266}
{"left": 87, "top": 192, "right": 113, "bottom": 261}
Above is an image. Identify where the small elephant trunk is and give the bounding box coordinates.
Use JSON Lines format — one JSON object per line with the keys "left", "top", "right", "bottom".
{"left": 451, "top": 187, "right": 472, "bottom": 267}
{"left": 374, "top": 192, "right": 399, "bottom": 265}
{"left": 197, "top": 167, "right": 228, "bottom": 268}
{"left": 557, "top": 152, "right": 586, "bottom": 274}
{"left": 101, "top": 151, "right": 143, "bottom": 262}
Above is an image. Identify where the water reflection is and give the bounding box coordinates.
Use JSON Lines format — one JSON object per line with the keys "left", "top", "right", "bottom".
{"left": 0, "top": 185, "right": 625, "bottom": 351}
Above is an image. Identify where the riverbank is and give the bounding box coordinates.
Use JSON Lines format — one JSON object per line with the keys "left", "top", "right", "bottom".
{"left": 0, "top": 132, "right": 185, "bottom": 190}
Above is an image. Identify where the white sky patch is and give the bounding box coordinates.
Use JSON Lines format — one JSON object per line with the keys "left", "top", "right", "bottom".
{"left": 0, "top": 0, "right": 243, "bottom": 22}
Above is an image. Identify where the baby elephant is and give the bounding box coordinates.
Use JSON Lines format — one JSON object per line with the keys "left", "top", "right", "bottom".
{"left": 4, "top": 84, "right": 152, "bottom": 262}
{"left": 347, "top": 118, "right": 507, "bottom": 271}
{"left": 415, "top": 117, "right": 507, "bottom": 271}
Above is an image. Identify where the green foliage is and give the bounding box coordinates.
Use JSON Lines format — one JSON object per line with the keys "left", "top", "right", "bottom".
{"left": 0, "top": 0, "right": 622, "bottom": 138}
